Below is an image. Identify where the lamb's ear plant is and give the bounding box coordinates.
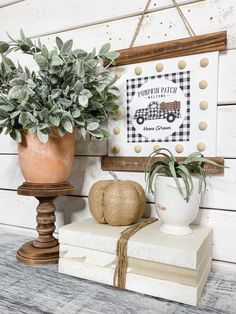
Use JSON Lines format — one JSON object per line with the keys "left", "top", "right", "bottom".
{"left": 0, "top": 30, "right": 120, "bottom": 143}
{"left": 145, "top": 148, "right": 224, "bottom": 202}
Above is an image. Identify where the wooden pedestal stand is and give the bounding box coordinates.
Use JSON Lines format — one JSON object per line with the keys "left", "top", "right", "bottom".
{"left": 16, "top": 182, "right": 74, "bottom": 265}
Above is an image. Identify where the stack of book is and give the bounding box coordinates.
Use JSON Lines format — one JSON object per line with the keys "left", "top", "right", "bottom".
{"left": 59, "top": 218, "right": 212, "bottom": 306}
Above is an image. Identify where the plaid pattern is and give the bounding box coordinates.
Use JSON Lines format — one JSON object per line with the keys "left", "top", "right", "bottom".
{"left": 134, "top": 105, "right": 181, "bottom": 121}
{"left": 127, "top": 71, "right": 190, "bottom": 143}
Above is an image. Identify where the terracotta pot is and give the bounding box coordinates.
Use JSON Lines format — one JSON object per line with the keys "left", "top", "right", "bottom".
{"left": 18, "top": 129, "right": 75, "bottom": 183}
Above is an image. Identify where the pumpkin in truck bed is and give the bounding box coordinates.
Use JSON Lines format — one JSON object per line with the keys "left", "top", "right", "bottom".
{"left": 134, "top": 101, "right": 181, "bottom": 124}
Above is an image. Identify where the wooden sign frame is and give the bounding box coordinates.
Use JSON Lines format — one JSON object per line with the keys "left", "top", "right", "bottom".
{"left": 113, "top": 31, "right": 227, "bottom": 66}
{"left": 102, "top": 31, "right": 227, "bottom": 174}
{"left": 101, "top": 157, "right": 224, "bottom": 175}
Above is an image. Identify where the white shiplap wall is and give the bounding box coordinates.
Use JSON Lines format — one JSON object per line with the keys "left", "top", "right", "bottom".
{"left": 0, "top": 0, "right": 236, "bottom": 273}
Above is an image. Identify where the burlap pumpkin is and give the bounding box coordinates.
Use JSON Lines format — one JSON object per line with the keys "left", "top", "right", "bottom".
{"left": 88, "top": 179, "right": 146, "bottom": 226}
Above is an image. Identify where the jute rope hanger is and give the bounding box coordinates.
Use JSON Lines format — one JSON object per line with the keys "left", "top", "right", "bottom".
{"left": 172, "top": 0, "right": 196, "bottom": 37}
{"left": 129, "top": 0, "right": 152, "bottom": 48}
{"left": 129, "top": 0, "right": 196, "bottom": 48}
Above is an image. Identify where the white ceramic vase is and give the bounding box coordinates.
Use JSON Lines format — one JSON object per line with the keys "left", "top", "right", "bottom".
{"left": 154, "top": 175, "right": 201, "bottom": 235}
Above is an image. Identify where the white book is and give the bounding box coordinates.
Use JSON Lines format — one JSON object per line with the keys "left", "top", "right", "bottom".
{"left": 59, "top": 256, "right": 212, "bottom": 306}
{"left": 59, "top": 218, "right": 213, "bottom": 269}
{"left": 60, "top": 244, "right": 211, "bottom": 287}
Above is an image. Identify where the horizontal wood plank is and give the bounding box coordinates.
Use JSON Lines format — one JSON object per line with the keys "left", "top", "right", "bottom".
{"left": 0, "top": 0, "right": 149, "bottom": 40}
{"left": 113, "top": 31, "right": 227, "bottom": 66}
{"left": 0, "top": 0, "right": 233, "bottom": 49}
{"left": 70, "top": 157, "right": 236, "bottom": 210}
{"left": 0, "top": 155, "right": 234, "bottom": 210}
{"left": 0, "top": 0, "right": 201, "bottom": 41}
{"left": 0, "top": 0, "right": 24, "bottom": 8}
{"left": 0, "top": 190, "right": 235, "bottom": 263}
{"left": 218, "top": 51, "right": 236, "bottom": 104}
{"left": 212, "top": 260, "right": 236, "bottom": 274}
{"left": 217, "top": 105, "right": 236, "bottom": 157}
{"left": 194, "top": 208, "right": 236, "bottom": 264}
{"left": 38, "top": 0, "right": 236, "bottom": 52}
{"left": 1, "top": 1, "right": 235, "bottom": 52}
{"left": 101, "top": 157, "right": 225, "bottom": 174}
{"left": 135, "top": 0, "right": 236, "bottom": 50}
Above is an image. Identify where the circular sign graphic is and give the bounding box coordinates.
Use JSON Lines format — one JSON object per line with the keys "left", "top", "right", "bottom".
{"left": 130, "top": 77, "right": 187, "bottom": 140}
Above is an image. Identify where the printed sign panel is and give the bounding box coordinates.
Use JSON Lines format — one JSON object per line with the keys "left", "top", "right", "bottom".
{"left": 108, "top": 52, "right": 219, "bottom": 156}
{"left": 127, "top": 72, "right": 190, "bottom": 143}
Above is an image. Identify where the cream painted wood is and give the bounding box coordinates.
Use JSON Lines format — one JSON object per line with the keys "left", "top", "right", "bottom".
{"left": 51, "top": 158, "right": 236, "bottom": 211}
{"left": 0, "top": 1, "right": 234, "bottom": 48}
{"left": 0, "top": 190, "right": 235, "bottom": 264}
{"left": 217, "top": 105, "right": 236, "bottom": 157}
{"left": 74, "top": 132, "right": 107, "bottom": 156}
{"left": 135, "top": 0, "right": 236, "bottom": 49}
{"left": 0, "top": 154, "right": 23, "bottom": 187}
{"left": 0, "top": 0, "right": 148, "bottom": 40}
{"left": 70, "top": 158, "right": 236, "bottom": 211}
{"left": 212, "top": 260, "right": 236, "bottom": 274}
{"left": 0, "top": 135, "right": 17, "bottom": 154}
{"left": 0, "top": 190, "right": 38, "bottom": 229}
{"left": 194, "top": 208, "right": 236, "bottom": 264}
{"left": 0, "top": 223, "right": 37, "bottom": 237}
{"left": 0, "top": 0, "right": 203, "bottom": 41}
{"left": 0, "top": 191, "right": 91, "bottom": 230}
{"left": 0, "top": 0, "right": 24, "bottom": 7}
{"left": 218, "top": 50, "right": 236, "bottom": 104}
{"left": 0, "top": 155, "right": 235, "bottom": 210}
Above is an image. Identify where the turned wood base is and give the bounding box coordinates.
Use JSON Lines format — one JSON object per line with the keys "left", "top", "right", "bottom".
{"left": 16, "top": 241, "right": 59, "bottom": 265}
{"left": 16, "top": 182, "right": 74, "bottom": 265}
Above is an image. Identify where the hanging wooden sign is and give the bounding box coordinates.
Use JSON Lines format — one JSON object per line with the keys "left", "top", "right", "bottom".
{"left": 101, "top": 156, "right": 225, "bottom": 175}
{"left": 102, "top": 32, "right": 226, "bottom": 174}
{"left": 112, "top": 31, "right": 227, "bottom": 67}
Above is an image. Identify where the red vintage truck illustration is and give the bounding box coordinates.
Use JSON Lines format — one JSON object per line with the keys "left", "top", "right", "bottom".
{"left": 134, "top": 101, "right": 181, "bottom": 124}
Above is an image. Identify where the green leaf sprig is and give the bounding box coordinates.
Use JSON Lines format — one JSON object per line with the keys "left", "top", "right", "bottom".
{"left": 0, "top": 30, "right": 120, "bottom": 143}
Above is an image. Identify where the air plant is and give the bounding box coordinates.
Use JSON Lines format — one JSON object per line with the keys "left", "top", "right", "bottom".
{"left": 145, "top": 148, "right": 224, "bottom": 202}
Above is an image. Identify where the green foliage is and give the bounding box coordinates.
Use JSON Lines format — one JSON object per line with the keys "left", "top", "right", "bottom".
{"left": 145, "top": 148, "right": 224, "bottom": 202}
{"left": 0, "top": 42, "right": 9, "bottom": 53}
{"left": 0, "top": 30, "right": 120, "bottom": 143}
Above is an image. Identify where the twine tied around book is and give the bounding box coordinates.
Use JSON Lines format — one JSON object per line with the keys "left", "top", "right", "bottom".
{"left": 113, "top": 217, "right": 158, "bottom": 289}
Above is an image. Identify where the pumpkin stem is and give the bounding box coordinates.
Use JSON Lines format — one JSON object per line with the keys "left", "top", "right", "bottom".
{"left": 109, "top": 171, "right": 119, "bottom": 181}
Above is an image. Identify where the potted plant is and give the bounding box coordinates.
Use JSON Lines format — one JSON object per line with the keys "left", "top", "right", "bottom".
{"left": 145, "top": 148, "right": 223, "bottom": 235}
{"left": 0, "top": 31, "right": 119, "bottom": 183}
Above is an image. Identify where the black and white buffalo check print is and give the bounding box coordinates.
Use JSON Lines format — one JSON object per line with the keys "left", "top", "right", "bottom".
{"left": 127, "top": 71, "right": 190, "bottom": 143}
